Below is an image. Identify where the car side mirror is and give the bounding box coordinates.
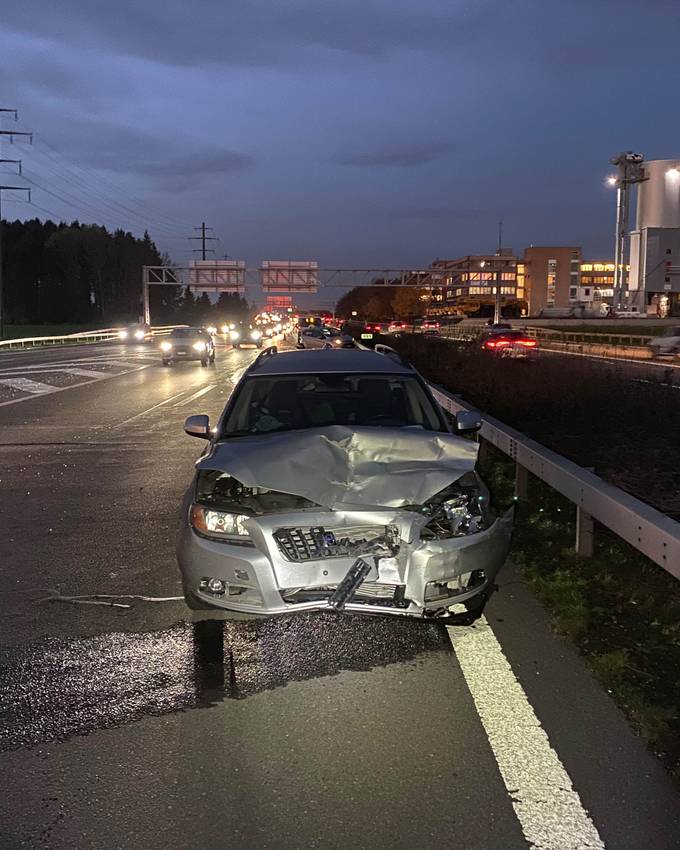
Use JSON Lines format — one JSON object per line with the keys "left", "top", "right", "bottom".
{"left": 184, "top": 414, "right": 211, "bottom": 439}
{"left": 455, "top": 410, "right": 482, "bottom": 433}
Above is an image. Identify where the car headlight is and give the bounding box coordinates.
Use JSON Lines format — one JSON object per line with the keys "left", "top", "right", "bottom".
{"left": 190, "top": 504, "right": 251, "bottom": 542}
{"left": 160, "top": 341, "right": 172, "bottom": 352}
{"left": 250, "top": 330, "right": 262, "bottom": 340}
{"left": 206, "top": 326, "right": 217, "bottom": 335}
{"left": 221, "top": 324, "right": 229, "bottom": 334}
{"left": 230, "top": 330, "right": 240, "bottom": 341}
{"left": 193, "top": 341, "right": 206, "bottom": 351}
{"left": 118, "top": 330, "right": 128, "bottom": 340}
{"left": 134, "top": 330, "right": 145, "bottom": 340}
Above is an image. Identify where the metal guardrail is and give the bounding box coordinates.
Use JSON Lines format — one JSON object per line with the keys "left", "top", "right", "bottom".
{"left": 429, "top": 383, "right": 680, "bottom": 580}
{"left": 0, "top": 325, "right": 185, "bottom": 351}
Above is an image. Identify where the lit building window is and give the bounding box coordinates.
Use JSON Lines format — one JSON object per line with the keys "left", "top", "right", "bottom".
{"left": 581, "top": 263, "right": 593, "bottom": 272}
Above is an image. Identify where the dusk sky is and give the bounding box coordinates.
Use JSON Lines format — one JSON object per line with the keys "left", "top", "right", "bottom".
{"left": 2, "top": 0, "right": 680, "bottom": 268}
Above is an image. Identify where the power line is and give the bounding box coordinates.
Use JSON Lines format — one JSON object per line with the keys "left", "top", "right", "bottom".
{"left": 33, "top": 137, "right": 197, "bottom": 232}
{"left": 26, "top": 146, "right": 189, "bottom": 238}
{"left": 20, "top": 162, "right": 188, "bottom": 240}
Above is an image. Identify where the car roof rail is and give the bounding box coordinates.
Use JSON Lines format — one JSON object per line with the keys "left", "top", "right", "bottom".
{"left": 248, "top": 345, "right": 278, "bottom": 370}
{"left": 373, "top": 343, "right": 413, "bottom": 369}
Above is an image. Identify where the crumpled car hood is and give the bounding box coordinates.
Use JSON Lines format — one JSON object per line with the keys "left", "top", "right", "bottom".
{"left": 198, "top": 426, "right": 478, "bottom": 509}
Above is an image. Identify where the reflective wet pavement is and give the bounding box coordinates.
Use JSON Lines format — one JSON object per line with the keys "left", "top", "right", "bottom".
{"left": 0, "top": 613, "right": 448, "bottom": 751}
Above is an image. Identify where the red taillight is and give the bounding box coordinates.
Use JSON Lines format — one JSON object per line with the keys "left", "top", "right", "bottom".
{"left": 485, "top": 340, "right": 497, "bottom": 349}
{"left": 494, "top": 339, "right": 510, "bottom": 347}
{"left": 517, "top": 339, "right": 537, "bottom": 347}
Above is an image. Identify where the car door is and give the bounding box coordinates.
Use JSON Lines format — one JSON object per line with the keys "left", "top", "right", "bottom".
{"left": 300, "top": 328, "right": 320, "bottom": 348}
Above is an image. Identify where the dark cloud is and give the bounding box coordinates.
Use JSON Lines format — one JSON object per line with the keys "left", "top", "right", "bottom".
{"left": 136, "top": 151, "right": 255, "bottom": 191}
{"left": 339, "top": 142, "right": 455, "bottom": 167}
{"left": 3, "top": 0, "right": 680, "bottom": 266}
{"left": 2, "top": 1, "right": 499, "bottom": 69}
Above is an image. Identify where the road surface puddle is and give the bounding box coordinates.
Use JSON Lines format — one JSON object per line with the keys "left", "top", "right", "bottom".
{"left": 0, "top": 613, "right": 447, "bottom": 750}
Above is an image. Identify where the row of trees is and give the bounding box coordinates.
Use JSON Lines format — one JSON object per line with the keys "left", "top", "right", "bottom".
{"left": 1, "top": 218, "right": 250, "bottom": 328}
{"left": 335, "top": 285, "right": 430, "bottom": 320}
{"left": 2, "top": 218, "right": 165, "bottom": 325}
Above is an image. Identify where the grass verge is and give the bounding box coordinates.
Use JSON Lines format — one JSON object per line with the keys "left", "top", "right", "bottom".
{"left": 481, "top": 443, "right": 680, "bottom": 786}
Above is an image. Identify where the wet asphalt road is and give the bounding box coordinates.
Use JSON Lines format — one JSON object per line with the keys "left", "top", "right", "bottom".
{"left": 1, "top": 338, "right": 680, "bottom": 849}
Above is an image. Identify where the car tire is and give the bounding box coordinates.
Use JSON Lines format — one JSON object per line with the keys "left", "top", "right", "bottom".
{"left": 201, "top": 358, "right": 208, "bottom": 367}
{"left": 234, "top": 343, "right": 240, "bottom": 349}
{"left": 461, "top": 591, "right": 491, "bottom": 623}
{"left": 209, "top": 352, "right": 216, "bottom": 365}
{"left": 162, "top": 359, "right": 171, "bottom": 367}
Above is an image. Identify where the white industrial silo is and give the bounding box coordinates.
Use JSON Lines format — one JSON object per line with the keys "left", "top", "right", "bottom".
{"left": 629, "top": 158, "right": 680, "bottom": 311}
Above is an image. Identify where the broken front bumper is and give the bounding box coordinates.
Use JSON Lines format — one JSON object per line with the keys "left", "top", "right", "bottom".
{"left": 177, "top": 506, "right": 513, "bottom": 619}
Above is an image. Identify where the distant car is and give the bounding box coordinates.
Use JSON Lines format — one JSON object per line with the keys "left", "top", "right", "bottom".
{"left": 160, "top": 327, "right": 215, "bottom": 367}
{"left": 413, "top": 319, "right": 441, "bottom": 336}
{"left": 230, "top": 322, "right": 264, "bottom": 349}
{"left": 480, "top": 329, "right": 538, "bottom": 358}
{"left": 648, "top": 326, "right": 680, "bottom": 357}
{"left": 298, "top": 326, "right": 355, "bottom": 349}
{"left": 118, "top": 323, "right": 152, "bottom": 343}
{"left": 386, "top": 321, "right": 411, "bottom": 335}
{"left": 203, "top": 324, "right": 218, "bottom": 336}
{"left": 358, "top": 322, "right": 385, "bottom": 341}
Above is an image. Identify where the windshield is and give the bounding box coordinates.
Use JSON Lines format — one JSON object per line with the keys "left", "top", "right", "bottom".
{"left": 221, "top": 373, "right": 445, "bottom": 436}
{"left": 170, "top": 329, "right": 203, "bottom": 339}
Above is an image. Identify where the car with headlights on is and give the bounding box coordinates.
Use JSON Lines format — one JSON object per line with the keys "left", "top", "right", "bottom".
{"left": 118, "top": 323, "right": 152, "bottom": 343}
{"left": 160, "top": 327, "right": 215, "bottom": 366}
{"left": 177, "top": 346, "right": 512, "bottom": 622}
{"left": 230, "top": 322, "right": 264, "bottom": 349}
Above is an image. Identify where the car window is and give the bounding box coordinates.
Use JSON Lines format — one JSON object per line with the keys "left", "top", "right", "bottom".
{"left": 221, "top": 373, "right": 445, "bottom": 436}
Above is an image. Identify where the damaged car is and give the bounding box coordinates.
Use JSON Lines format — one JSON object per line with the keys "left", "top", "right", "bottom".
{"left": 177, "top": 346, "right": 512, "bottom": 622}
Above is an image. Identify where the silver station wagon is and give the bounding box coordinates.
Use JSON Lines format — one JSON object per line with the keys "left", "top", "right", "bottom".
{"left": 177, "top": 347, "right": 512, "bottom": 622}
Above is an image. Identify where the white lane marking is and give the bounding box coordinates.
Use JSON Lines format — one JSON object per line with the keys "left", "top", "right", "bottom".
{"left": 0, "top": 366, "right": 150, "bottom": 409}
{"left": 0, "top": 377, "right": 58, "bottom": 395}
{"left": 172, "top": 384, "right": 216, "bottom": 407}
{"left": 0, "top": 357, "right": 155, "bottom": 375}
{"left": 59, "top": 368, "right": 109, "bottom": 379}
{"left": 447, "top": 619, "right": 605, "bottom": 850}
{"left": 114, "top": 389, "right": 191, "bottom": 427}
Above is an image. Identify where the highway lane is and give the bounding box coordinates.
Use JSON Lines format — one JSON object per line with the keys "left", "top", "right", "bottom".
{"left": 1, "top": 339, "right": 680, "bottom": 849}
{"left": 538, "top": 344, "right": 680, "bottom": 383}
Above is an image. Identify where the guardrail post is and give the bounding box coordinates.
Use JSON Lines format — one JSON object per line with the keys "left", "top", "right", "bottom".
{"left": 575, "top": 506, "right": 594, "bottom": 557}
{"left": 515, "top": 463, "right": 529, "bottom": 500}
